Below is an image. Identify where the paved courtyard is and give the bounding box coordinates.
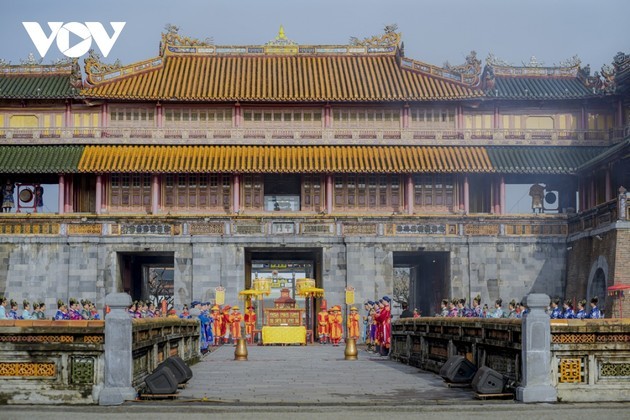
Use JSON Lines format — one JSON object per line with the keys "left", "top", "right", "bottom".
{"left": 179, "top": 343, "right": 473, "bottom": 404}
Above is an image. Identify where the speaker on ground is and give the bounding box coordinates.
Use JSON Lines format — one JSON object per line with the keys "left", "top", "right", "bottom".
{"left": 144, "top": 365, "right": 178, "bottom": 394}
{"left": 439, "top": 355, "right": 478, "bottom": 383}
{"left": 471, "top": 366, "right": 506, "bottom": 394}
{"left": 159, "top": 356, "right": 193, "bottom": 384}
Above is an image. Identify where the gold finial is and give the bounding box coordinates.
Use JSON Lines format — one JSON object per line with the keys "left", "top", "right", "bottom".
{"left": 278, "top": 25, "right": 286, "bottom": 40}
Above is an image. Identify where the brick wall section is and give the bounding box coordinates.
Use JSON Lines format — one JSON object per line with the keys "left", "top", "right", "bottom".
{"left": 612, "top": 229, "right": 630, "bottom": 317}
{"left": 567, "top": 226, "right": 630, "bottom": 317}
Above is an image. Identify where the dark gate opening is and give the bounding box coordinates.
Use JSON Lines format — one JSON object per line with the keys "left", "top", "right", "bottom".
{"left": 245, "top": 248, "right": 322, "bottom": 332}
{"left": 119, "top": 252, "right": 175, "bottom": 309}
{"left": 394, "top": 251, "right": 450, "bottom": 317}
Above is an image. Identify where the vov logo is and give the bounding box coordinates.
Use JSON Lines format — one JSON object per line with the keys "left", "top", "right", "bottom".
{"left": 23, "top": 22, "right": 126, "bottom": 58}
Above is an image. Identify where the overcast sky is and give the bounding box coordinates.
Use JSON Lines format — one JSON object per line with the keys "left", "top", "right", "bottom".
{"left": 1, "top": 0, "right": 629, "bottom": 71}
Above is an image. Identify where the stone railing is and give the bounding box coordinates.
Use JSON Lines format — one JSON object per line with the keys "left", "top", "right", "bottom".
{"left": 131, "top": 318, "right": 200, "bottom": 387}
{"left": 0, "top": 319, "right": 105, "bottom": 404}
{"left": 390, "top": 317, "right": 522, "bottom": 383}
{"left": 391, "top": 317, "right": 630, "bottom": 402}
{"left": 0, "top": 126, "right": 624, "bottom": 146}
{"left": 0, "top": 313, "right": 200, "bottom": 405}
{"left": 550, "top": 319, "right": 630, "bottom": 402}
{"left": 0, "top": 214, "right": 570, "bottom": 239}
{"left": 568, "top": 193, "right": 630, "bottom": 235}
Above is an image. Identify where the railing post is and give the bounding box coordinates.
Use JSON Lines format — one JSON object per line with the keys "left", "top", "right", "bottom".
{"left": 99, "top": 292, "right": 136, "bottom": 406}
{"left": 619, "top": 186, "right": 627, "bottom": 221}
{"left": 516, "top": 293, "right": 557, "bottom": 402}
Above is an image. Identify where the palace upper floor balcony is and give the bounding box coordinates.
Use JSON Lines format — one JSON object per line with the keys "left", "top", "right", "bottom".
{"left": 0, "top": 212, "right": 574, "bottom": 239}
{"left": 1, "top": 126, "right": 628, "bottom": 146}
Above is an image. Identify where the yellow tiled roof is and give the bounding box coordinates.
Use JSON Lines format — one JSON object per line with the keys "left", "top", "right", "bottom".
{"left": 78, "top": 145, "right": 493, "bottom": 173}
{"left": 82, "top": 55, "right": 481, "bottom": 101}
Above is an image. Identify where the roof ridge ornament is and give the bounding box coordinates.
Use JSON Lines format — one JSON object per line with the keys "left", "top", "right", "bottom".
{"left": 349, "top": 24, "right": 401, "bottom": 48}
{"left": 265, "top": 25, "right": 297, "bottom": 46}
{"left": 522, "top": 56, "right": 544, "bottom": 68}
{"left": 160, "top": 23, "right": 213, "bottom": 54}
{"left": 84, "top": 49, "right": 122, "bottom": 77}
{"left": 20, "top": 53, "right": 43, "bottom": 66}
{"left": 443, "top": 51, "right": 482, "bottom": 77}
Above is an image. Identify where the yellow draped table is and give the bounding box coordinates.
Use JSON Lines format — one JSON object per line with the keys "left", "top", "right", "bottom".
{"left": 261, "top": 326, "right": 306, "bottom": 345}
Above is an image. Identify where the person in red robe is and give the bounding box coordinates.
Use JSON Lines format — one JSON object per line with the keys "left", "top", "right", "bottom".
{"left": 329, "top": 305, "right": 343, "bottom": 346}
{"left": 230, "top": 306, "right": 242, "bottom": 343}
{"left": 374, "top": 296, "right": 391, "bottom": 356}
{"left": 317, "top": 300, "right": 329, "bottom": 344}
{"left": 210, "top": 305, "right": 222, "bottom": 346}
{"left": 348, "top": 306, "right": 360, "bottom": 341}
{"left": 244, "top": 305, "right": 257, "bottom": 344}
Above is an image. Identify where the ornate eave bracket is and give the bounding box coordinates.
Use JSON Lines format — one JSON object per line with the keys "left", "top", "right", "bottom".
{"left": 579, "top": 62, "right": 617, "bottom": 95}
{"left": 83, "top": 49, "right": 124, "bottom": 86}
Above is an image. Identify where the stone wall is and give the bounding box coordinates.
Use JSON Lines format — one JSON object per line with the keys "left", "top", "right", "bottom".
{"left": 0, "top": 234, "right": 567, "bottom": 317}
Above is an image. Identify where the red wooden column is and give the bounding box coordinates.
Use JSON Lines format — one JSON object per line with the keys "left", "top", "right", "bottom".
{"left": 58, "top": 174, "right": 65, "bottom": 215}
{"left": 64, "top": 176, "right": 73, "bottom": 213}
{"left": 234, "top": 103, "right": 241, "bottom": 128}
{"left": 406, "top": 174, "right": 414, "bottom": 214}
{"left": 493, "top": 177, "right": 501, "bottom": 214}
{"left": 500, "top": 176, "right": 506, "bottom": 214}
{"left": 463, "top": 175, "right": 470, "bottom": 214}
{"left": 605, "top": 168, "right": 611, "bottom": 202}
{"left": 233, "top": 174, "right": 241, "bottom": 213}
{"left": 402, "top": 104, "right": 409, "bottom": 129}
{"left": 95, "top": 175, "right": 102, "bottom": 215}
{"left": 156, "top": 102, "right": 162, "bottom": 128}
{"left": 326, "top": 174, "right": 333, "bottom": 214}
{"left": 494, "top": 105, "right": 500, "bottom": 129}
{"left": 324, "top": 105, "right": 331, "bottom": 128}
{"left": 151, "top": 175, "right": 160, "bottom": 215}
{"left": 581, "top": 105, "right": 587, "bottom": 130}
{"left": 65, "top": 103, "right": 72, "bottom": 127}
{"left": 101, "top": 103, "right": 108, "bottom": 128}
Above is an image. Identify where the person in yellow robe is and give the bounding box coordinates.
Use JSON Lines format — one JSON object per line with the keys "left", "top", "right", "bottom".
{"left": 244, "top": 305, "right": 257, "bottom": 344}
{"left": 348, "top": 306, "right": 360, "bottom": 341}
{"left": 317, "top": 301, "right": 329, "bottom": 344}
{"left": 210, "top": 305, "right": 222, "bottom": 346}
{"left": 230, "top": 305, "right": 243, "bottom": 342}
{"left": 329, "top": 305, "right": 343, "bottom": 346}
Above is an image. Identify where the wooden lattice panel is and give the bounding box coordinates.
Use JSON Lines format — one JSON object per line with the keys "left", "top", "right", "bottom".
{"left": 600, "top": 363, "right": 630, "bottom": 377}
{"left": 595, "top": 334, "right": 630, "bottom": 343}
{"left": 67, "top": 224, "right": 102, "bottom": 235}
{"left": 0, "top": 362, "right": 56, "bottom": 377}
{"left": 464, "top": 224, "right": 499, "bottom": 236}
{"left": 301, "top": 224, "right": 334, "bottom": 234}
{"left": 0, "top": 335, "right": 74, "bottom": 343}
{"left": 0, "top": 223, "right": 60, "bottom": 235}
{"left": 343, "top": 224, "right": 377, "bottom": 235}
{"left": 551, "top": 333, "right": 595, "bottom": 344}
{"left": 83, "top": 335, "right": 104, "bottom": 344}
{"left": 559, "top": 358, "right": 584, "bottom": 383}
{"left": 189, "top": 223, "right": 224, "bottom": 235}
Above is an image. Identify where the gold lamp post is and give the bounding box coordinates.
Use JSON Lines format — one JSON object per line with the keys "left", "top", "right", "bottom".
{"left": 234, "top": 289, "right": 262, "bottom": 361}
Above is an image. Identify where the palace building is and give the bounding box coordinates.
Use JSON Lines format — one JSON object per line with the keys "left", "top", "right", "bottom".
{"left": 0, "top": 26, "right": 628, "bottom": 322}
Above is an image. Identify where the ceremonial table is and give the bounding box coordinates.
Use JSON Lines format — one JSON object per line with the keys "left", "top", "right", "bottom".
{"left": 261, "top": 325, "right": 306, "bottom": 345}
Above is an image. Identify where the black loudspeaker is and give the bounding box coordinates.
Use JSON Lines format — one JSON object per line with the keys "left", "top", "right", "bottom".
{"left": 144, "top": 365, "right": 178, "bottom": 394}
{"left": 159, "top": 356, "right": 193, "bottom": 384}
{"left": 472, "top": 366, "right": 505, "bottom": 394}
{"left": 439, "top": 355, "right": 478, "bottom": 383}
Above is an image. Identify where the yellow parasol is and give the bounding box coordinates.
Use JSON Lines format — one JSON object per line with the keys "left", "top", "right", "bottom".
{"left": 297, "top": 286, "right": 325, "bottom": 298}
